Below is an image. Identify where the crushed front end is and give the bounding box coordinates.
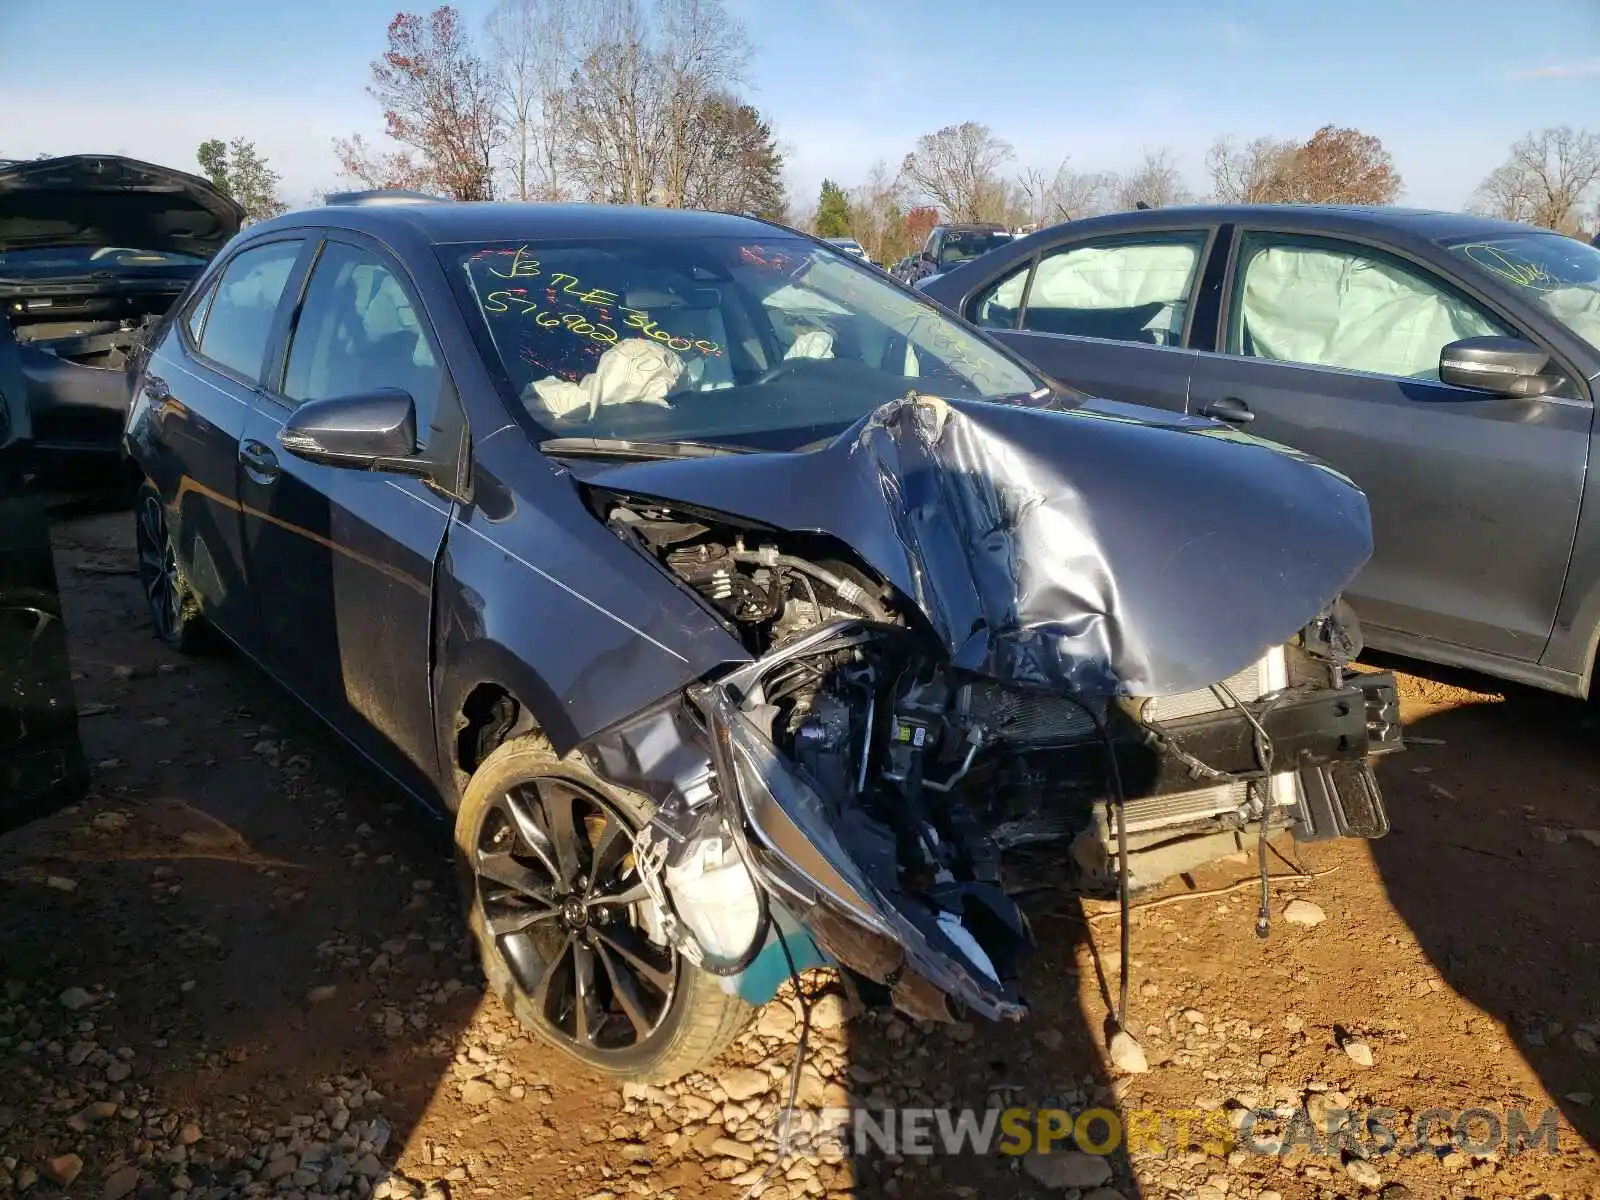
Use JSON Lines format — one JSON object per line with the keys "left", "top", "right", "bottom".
{"left": 567, "top": 394, "right": 1401, "bottom": 1024}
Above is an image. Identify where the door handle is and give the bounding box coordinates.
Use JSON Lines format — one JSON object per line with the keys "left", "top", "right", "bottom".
{"left": 1197, "top": 396, "right": 1255, "bottom": 424}
{"left": 238, "top": 438, "right": 280, "bottom": 482}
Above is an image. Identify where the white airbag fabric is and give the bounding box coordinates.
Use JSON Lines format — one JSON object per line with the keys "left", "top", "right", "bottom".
{"left": 1028, "top": 244, "right": 1201, "bottom": 310}
{"left": 1240, "top": 247, "right": 1504, "bottom": 379}
{"left": 526, "top": 338, "right": 682, "bottom": 421}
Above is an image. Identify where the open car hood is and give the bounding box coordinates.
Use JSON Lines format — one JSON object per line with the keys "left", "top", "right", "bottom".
{"left": 566, "top": 393, "right": 1373, "bottom": 698}
{"left": 0, "top": 155, "right": 243, "bottom": 257}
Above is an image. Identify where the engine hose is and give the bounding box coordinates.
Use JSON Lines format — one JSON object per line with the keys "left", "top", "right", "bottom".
{"left": 732, "top": 550, "right": 893, "bottom": 623}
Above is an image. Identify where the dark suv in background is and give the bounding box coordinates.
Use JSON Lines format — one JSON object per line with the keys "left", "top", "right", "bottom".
{"left": 902, "top": 222, "right": 1013, "bottom": 288}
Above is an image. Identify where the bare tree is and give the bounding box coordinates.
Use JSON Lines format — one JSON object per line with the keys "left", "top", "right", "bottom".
{"left": 1473, "top": 126, "right": 1600, "bottom": 234}
{"left": 337, "top": 7, "right": 503, "bottom": 200}
{"left": 656, "top": 0, "right": 751, "bottom": 209}
{"left": 1206, "top": 135, "right": 1299, "bottom": 203}
{"left": 562, "top": 0, "right": 664, "bottom": 205}
{"left": 900, "top": 122, "right": 1015, "bottom": 221}
{"left": 1114, "top": 146, "right": 1191, "bottom": 211}
{"left": 1016, "top": 165, "right": 1052, "bottom": 228}
{"left": 560, "top": 0, "right": 769, "bottom": 211}
{"left": 849, "top": 160, "right": 905, "bottom": 262}
{"left": 486, "top": 0, "right": 572, "bottom": 200}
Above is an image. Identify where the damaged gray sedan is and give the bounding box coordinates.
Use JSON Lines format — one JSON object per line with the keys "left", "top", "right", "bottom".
{"left": 124, "top": 199, "right": 1401, "bottom": 1081}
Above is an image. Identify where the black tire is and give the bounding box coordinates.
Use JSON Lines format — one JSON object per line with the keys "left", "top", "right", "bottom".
{"left": 132, "top": 481, "right": 208, "bottom": 653}
{"left": 455, "top": 734, "right": 752, "bottom": 1082}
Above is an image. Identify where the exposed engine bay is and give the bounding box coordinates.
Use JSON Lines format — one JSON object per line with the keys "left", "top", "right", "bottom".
{"left": 9, "top": 311, "right": 165, "bottom": 370}
{"left": 600, "top": 494, "right": 1402, "bottom": 1021}
{"left": 2, "top": 291, "right": 171, "bottom": 460}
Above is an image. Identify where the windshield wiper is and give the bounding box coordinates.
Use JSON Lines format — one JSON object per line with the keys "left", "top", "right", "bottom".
{"left": 538, "top": 437, "right": 753, "bottom": 461}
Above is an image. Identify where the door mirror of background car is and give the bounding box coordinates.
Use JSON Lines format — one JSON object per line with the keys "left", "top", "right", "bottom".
{"left": 1439, "top": 336, "right": 1565, "bottom": 399}
{"left": 279, "top": 388, "right": 429, "bottom": 474}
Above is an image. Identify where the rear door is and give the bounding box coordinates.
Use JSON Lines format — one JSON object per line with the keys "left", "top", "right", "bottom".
{"left": 1188, "top": 229, "right": 1592, "bottom": 661}
{"left": 145, "top": 236, "right": 311, "bottom": 658}
{"left": 235, "top": 233, "right": 458, "bottom": 801}
{"left": 962, "top": 228, "right": 1216, "bottom": 412}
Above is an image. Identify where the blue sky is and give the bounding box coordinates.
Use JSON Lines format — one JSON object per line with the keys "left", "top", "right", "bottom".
{"left": 2, "top": 0, "right": 1597, "bottom": 211}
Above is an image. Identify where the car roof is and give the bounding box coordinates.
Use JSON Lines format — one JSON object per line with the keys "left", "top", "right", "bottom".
{"left": 1014, "top": 203, "right": 1542, "bottom": 245}
{"left": 245, "top": 200, "right": 792, "bottom": 248}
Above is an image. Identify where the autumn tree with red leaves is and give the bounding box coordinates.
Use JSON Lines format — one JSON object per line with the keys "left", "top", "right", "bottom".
{"left": 904, "top": 206, "right": 939, "bottom": 252}
{"left": 335, "top": 7, "right": 502, "bottom": 200}
{"left": 1206, "top": 125, "right": 1401, "bottom": 206}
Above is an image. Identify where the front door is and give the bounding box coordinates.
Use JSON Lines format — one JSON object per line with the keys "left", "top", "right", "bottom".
{"left": 1189, "top": 230, "right": 1592, "bottom": 661}
{"left": 236, "top": 235, "right": 457, "bottom": 801}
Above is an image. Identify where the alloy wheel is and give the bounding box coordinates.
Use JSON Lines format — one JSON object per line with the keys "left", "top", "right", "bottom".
{"left": 134, "top": 494, "right": 182, "bottom": 642}
{"left": 472, "top": 778, "right": 678, "bottom": 1053}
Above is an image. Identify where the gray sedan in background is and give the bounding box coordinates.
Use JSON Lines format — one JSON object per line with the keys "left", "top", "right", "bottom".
{"left": 923, "top": 206, "right": 1600, "bottom": 698}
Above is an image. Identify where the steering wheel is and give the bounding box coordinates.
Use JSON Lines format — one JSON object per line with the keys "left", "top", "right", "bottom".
{"left": 755, "top": 357, "right": 826, "bottom": 386}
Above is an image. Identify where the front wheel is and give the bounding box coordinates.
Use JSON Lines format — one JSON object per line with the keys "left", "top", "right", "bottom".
{"left": 454, "top": 734, "right": 753, "bottom": 1082}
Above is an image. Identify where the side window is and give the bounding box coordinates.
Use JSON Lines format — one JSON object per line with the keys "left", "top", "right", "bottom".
{"left": 1229, "top": 233, "right": 1514, "bottom": 380}
{"left": 197, "top": 240, "right": 303, "bottom": 382}
{"left": 184, "top": 277, "right": 218, "bottom": 344}
{"left": 1018, "top": 233, "right": 1208, "bottom": 346}
{"left": 282, "top": 241, "right": 442, "bottom": 436}
{"left": 971, "top": 264, "right": 1029, "bottom": 330}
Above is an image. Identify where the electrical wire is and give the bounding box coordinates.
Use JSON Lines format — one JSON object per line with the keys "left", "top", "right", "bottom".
{"left": 739, "top": 924, "right": 813, "bottom": 1200}
{"left": 1059, "top": 695, "right": 1132, "bottom": 1032}
{"left": 1214, "top": 679, "right": 1276, "bottom": 939}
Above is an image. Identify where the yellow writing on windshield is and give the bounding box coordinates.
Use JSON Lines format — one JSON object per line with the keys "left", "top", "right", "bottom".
{"left": 483, "top": 290, "right": 620, "bottom": 348}
{"left": 475, "top": 257, "right": 723, "bottom": 357}
{"left": 487, "top": 245, "right": 542, "bottom": 279}
{"left": 1461, "top": 243, "right": 1555, "bottom": 291}
{"left": 620, "top": 307, "right": 722, "bottom": 355}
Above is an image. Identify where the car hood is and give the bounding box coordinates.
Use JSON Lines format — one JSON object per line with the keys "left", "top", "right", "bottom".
{"left": 0, "top": 155, "right": 242, "bottom": 257}
{"left": 564, "top": 394, "right": 1373, "bottom": 698}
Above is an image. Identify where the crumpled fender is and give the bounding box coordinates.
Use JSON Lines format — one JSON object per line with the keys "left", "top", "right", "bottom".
{"left": 565, "top": 394, "right": 1373, "bottom": 697}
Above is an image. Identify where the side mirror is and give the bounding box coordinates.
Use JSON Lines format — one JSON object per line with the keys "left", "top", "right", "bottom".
{"left": 919, "top": 251, "right": 934, "bottom": 263}
{"left": 279, "top": 389, "right": 422, "bottom": 472}
{"left": 1439, "top": 337, "right": 1563, "bottom": 398}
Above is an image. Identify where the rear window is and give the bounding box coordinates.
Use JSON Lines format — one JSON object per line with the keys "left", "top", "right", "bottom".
{"left": 196, "top": 240, "right": 302, "bottom": 383}
{"left": 937, "top": 231, "right": 1011, "bottom": 266}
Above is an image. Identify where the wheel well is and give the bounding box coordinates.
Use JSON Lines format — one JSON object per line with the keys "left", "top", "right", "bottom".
{"left": 453, "top": 683, "right": 534, "bottom": 790}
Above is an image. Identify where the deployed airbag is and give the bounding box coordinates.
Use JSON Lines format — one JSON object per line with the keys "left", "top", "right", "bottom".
{"left": 527, "top": 338, "right": 682, "bottom": 421}
{"left": 1240, "top": 245, "right": 1503, "bottom": 379}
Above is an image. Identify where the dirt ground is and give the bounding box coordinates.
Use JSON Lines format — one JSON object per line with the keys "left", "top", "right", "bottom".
{"left": 1, "top": 505, "right": 1597, "bottom": 1200}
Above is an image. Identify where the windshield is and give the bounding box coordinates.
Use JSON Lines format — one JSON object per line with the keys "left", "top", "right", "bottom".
{"left": 937, "top": 231, "right": 1011, "bottom": 267}
{"left": 1448, "top": 233, "right": 1600, "bottom": 354}
{"left": 444, "top": 234, "right": 1043, "bottom": 450}
{"left": 0, "top": 245, "right": 206, "bottom": 273}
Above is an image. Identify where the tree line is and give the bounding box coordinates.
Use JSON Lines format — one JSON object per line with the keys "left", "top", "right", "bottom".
{"left": 180, "top": 4, "right": 1600, "bottom": 258}
{"left": 808, "top": 122, "right": 1600, "bottom": 266}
